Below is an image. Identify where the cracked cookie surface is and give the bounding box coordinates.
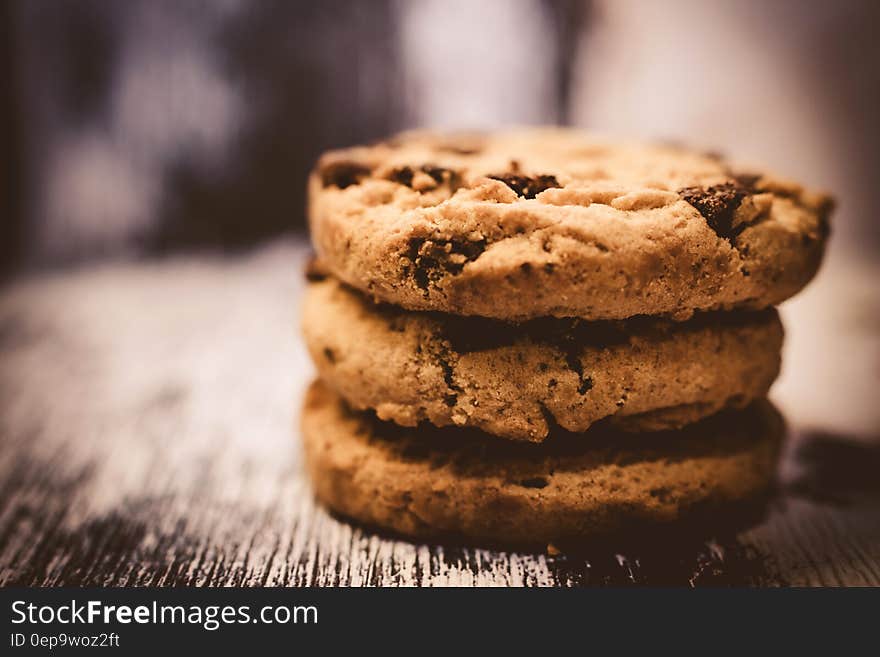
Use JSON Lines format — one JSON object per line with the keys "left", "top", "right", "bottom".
{"left": 302, "top": 380, "right": 783, "bottom": 546}
{"left": 302, "top": 275, "right": 783, "bottom": 441}
{"left": 308, "top": 128, "right": 832, "bottom": 321}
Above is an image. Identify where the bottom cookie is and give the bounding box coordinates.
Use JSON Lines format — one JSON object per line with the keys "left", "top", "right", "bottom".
{"left": 302, "top": 380, "right": 784, "bottom": 548}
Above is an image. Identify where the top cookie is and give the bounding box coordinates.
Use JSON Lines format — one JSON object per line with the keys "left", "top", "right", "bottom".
{"left": 308, "top": 128, "right": 832, "bottom": 321}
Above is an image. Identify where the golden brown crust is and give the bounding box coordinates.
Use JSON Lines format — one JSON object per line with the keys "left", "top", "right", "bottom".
{"left": 302, "top": 381, "right": 784, "bottom": 546}
{"left": 308, "top": 128, "right": 831, "bottom": 321}
{"left": 302, "top": 276, "right": 783, "bottom": 441}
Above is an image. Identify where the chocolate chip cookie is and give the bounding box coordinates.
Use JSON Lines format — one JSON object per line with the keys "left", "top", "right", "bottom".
{"left": 309, "top": 128, "right": 832, "bottom": 321}
{"left": 302, "top": 380, "right": 783, "bottom": 547}
{"left": 302, "top": 274, "right": 783, "bottom": 441}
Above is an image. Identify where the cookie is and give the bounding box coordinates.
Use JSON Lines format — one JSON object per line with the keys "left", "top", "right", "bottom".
{"left": 302, "top": 380, "right": 783, "bottom": 547}
{"left": 308, "top": 128, "right": 831, "bottom": 321}
{"left": 302, "top": 274, "right": 783, "bottom": 441}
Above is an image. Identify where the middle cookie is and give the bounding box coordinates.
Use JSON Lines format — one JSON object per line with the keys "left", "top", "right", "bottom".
{"left": 303, "top": 274, "right": 783, "bottom": 442}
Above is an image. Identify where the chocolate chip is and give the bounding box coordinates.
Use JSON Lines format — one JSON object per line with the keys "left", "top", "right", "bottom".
{"left": 319, "top": 161, "right": 371, "bottom": 189}
{"left": 517, "top": 477, "right": 549, "bottom": 489}
{"left": 430, "top": 339, "right": 461, "bottom": 408}
{"left": 420, "top": 165, "right": 449, "bottom": 184}
{"left": 387, "top": 164, "right": 460, "bottom": 190}
{"left": 678, "top": 180, "right": 755, "bottom": 239}
{"left": 561, "top": 342, "right": 592, "bottom": 395}
{"left": 460, "top": 239, "right": 486, "bottom": 260}
{"left": 412, "top": 257, "right": 431, "bottom": 289}
{"left": 323, "top": 347, "right": 336, "bottom": 363}
{"left": 488, "top": 173, "right": 560, "bottom": 199}
{"left": 388, "top": 166, "right": 414, "bottom": 186}
{"left": 578, "top": 375, "right": 594, "bottom": 395}
{"left": 405, "top": 236, "right": 487, "bottom": 290}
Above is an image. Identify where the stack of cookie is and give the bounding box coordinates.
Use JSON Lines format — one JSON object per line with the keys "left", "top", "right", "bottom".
{"left": 301, "top": 129, "right": 831, "bottom": 548}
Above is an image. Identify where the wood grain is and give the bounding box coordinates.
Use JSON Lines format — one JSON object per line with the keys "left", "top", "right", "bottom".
{"left": 1, "top": 240, "right": 878, "bottom": 587}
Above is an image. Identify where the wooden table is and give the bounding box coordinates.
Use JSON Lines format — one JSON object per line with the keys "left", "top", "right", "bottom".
{"left": 1, "top": 240, "right": 878, "bottom": 586}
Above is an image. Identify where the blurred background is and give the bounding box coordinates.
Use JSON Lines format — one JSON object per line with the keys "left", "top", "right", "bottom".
{"left": 3, "top": 0, "right": 879, "bottom": 268}
{"left": 1, "top": 0, "right": 878, "bottom": 436}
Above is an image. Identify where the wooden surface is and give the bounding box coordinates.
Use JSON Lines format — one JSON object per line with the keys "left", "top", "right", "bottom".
{"left": 1, "top": 240, "right": 878, "bottom": 587}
